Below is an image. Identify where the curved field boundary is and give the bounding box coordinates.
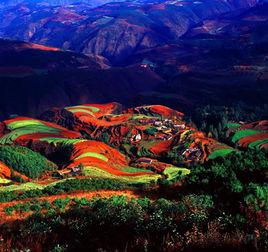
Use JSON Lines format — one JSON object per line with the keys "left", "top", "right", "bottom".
{"left": 248, "top": 139, "right": 268, "bottom": 149}
{"left": 0, "top": 161, "right": 11, "bottom": 179}
{"left": 7, "top": 119, "right": 45, "bottom": 130}
{"left": 237, "top": 132, "right": 268, "bottom": 148}
{"left": 227, "top": 122, "right": 241, "bottom": 129}
{"left": 83, "top": 166, "right": 160, "bottom": 183}
{"left": 232, "top": 129, "right": 261, "bottom": 143}
{"left": 66, "top": 105, "right": 100, "bottom": 112}
{"left": 74, "top": 152, "right": 108, "bottom": 162}
{"left": 208, "top": 148, "right": 234, "bottom": 159}
{"left": 67, "top": 108, "right": 94, "bottom": 116}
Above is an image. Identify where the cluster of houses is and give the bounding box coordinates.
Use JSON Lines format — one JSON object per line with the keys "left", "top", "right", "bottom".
{"left": 153, "top": 119, "right": 186, "bottom": 141}
{"left": 154, "top": 118, "right": 186, "bottom": 130}
{"left": 131, "top": 133, "right": 142, "bottom": 143}
{"left": 130, "top": 118, "right": 187, "bottom": 143}
{"left": 182, "top": 147, "right": 202, "bottom": 161}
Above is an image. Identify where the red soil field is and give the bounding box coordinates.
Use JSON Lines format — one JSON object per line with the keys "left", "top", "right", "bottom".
{"left": 237, "top": 133, "right": 268, "bottom": 148}
{"left": 0, "top": 122, "right": 6, "bottom": 137}
{"left": 241, "top": 120, "right": 268, "bottom": 131}
{"left": 19, "top": 42, "right": 60, "bottom": 52}
{"left": 15, "top": 133, "right": 66, "bottom": 143}
{"left": 149, "top": 105, "right": 184, "bottom": 119}
{"left": 0, "top": 161, "right": 11, "bottom": 179}
{"left": 70, "top": 140, "right": 127, "bottom": 164}
{"left": 0, "top": 161, "right": 29, "bottom": 181}
{"left": 149, "top": 140, "right": 173, "bottom": 155}
{"left": 68, "top": 140, "right": 154, "bottom": 176}
{"left": 69, "top": 102, "right": 122, "bottom": 119}
{"left": 260, "top": 143, "right": 268, "bottom": 149}
{"left": 4, "top": 117, "right": 82, "bottom": 139}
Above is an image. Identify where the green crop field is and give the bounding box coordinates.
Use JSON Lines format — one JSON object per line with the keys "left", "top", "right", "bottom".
{"left": 132, "top": 114, "right": 157, "bottom": 120}
{"left": 0, "top": 179, "right": 69, "bottom": 192}
{"left": 74, "top": 152, "right": 108, "bottom": 162}
{"left": 227, "top": 122, "right": 241, "bottom": 129}
{"left": 39, "top": 137, "right": 84, "bottom": 145}
{"left": 0, "top": 178, "right": 11, "bottom": 184}
{"left": 248, "top": 139, "right": 268, "bottom": 149}
{"left": 208, "top": 148, "right": 234, "bottom": 159}
{"left": 121, "top": 166, "right": 150, "bottom": 173}
{"left": 163, "top": 167, "right": 190, "bottom": 181}
{"left": 0, "top": 145, "right": 57, "bottom": 179}
{"left": 0, "top": 125, "right": 62, "bottom": 144}
{"left": 66, "top": 105, "right": 100, "bottom": 112}
{"left": 231, "top": 129, "right": 260, "bottom": 143}
{"left": 7, "top": 119, "right": 45, "bottom": 130}
{"left": 83, "top": 166, "right": 161, "bottom": 184}
{"left": 0, "top": 182, "right": 44, "bottom": 192}
{"left": 67, "top": 108, "right": 94, "bottom": 116}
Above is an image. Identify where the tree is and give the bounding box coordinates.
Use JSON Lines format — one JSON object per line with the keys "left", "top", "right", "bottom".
{"left": 0, "top": 145, "right": 57, "bottom": 179}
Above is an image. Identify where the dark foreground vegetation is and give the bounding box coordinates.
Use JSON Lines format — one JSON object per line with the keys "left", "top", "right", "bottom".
{"left": 0, "top": 150, "right": 267, "bottom": 252}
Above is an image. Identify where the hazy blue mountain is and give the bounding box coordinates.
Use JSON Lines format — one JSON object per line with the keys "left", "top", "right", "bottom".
{"left": 0, "top": 0, "right": 261, "bottom": 63}
{"left": 0, "top": 0, "right": 127, "bottom": 8}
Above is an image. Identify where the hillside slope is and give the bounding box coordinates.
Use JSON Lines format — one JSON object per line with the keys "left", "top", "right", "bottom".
{"left": 0, "top": 39, "right": 163, "bottom": 119}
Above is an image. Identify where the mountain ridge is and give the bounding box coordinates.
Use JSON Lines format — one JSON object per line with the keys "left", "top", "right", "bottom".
{"left": 0, "top": 0, "right": 261, "bottom": 63}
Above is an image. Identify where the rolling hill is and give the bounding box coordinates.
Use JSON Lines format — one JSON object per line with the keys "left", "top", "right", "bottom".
{"left": 0, "top": 39, "right": 163, "bottom": 119}
{"left": 0, "top": 102, "right": 235, "bottom": 187}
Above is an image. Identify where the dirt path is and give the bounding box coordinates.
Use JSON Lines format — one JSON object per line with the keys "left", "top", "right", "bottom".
{"left": 0, "top": 190, "right": 139, "bottom": 224}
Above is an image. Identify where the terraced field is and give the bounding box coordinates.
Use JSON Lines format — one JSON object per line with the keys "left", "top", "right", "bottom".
{"left": 227, "top": 121, "right": 268, "bottom": 149}
{"left": 63, "top": 103, "right": 234, "bottom": 163}
{"left": 0, "top": 115, "right": 163, "bottom": 190}
{"left": 0, "top": 103, "right": 238, "bottom": 193}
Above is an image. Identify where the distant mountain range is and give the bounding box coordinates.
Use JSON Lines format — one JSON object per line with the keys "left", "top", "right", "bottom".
{"left": 0, "top": 0, "right": 267, "bottom": 118}
{"left": 0, "top": 0, "right": 261, "bottom": 64}
{"left": 0, "top": 0, "right": 127, "bottom": 7}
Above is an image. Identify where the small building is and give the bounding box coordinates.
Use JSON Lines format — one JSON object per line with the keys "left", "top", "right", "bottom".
{"left": 137, "top": 158, "right": 153, "bottom": 164}
{"left": 131, "top": 133, "right": 142, "bottom": 143}
{"left": 71, "top": 166, "right": 82, "bottom": 174}
{"left": 56, "top": 166, "right": 82, "bottom": 177}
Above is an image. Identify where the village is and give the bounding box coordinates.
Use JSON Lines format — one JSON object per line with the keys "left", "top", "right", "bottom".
{"left": 130, "top": 117, "right": 186, "bottom": 143}
{"left": 130, "top": 117, "right": 203, "bottom": 162}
